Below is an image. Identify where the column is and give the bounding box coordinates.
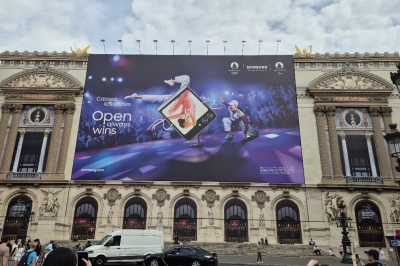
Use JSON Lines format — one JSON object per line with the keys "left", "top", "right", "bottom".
{"left": 0, "top": 105, "right": 24, "bottom": 174}
{"left": 44, "top": 105, "right": 63, "bottom": 175}
{"left": 56, "top": 104, "right": 76, "bottom": 174}
{"left": 37, "top": 131, "right": 49, "bottom": 173}
{"left": 369, "top": 106, "right": 392, "bottom": 181}
{"left": 381, "top": 107, "right": 400, "bottom": 178}
{"left": 340, "top": 134, "right": 351, "bottom": 177}
{"left": 0, "top": 104, "right": 12, "bottom": 165}
{"left": 326, "top": 106, "right": 344, "bottom": 179}
{"left": 314, "top": 106, "right": 332, "bottom": 180}
{"left": 11, "top": 131, "right": 25, "bottom": 172}
{"left": 365, "top": 134, "right": 378, "bottom": 177}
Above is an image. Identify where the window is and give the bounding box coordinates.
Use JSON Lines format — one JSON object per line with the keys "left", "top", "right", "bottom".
{"left": 107, "top": 236, "right": 121, "bottom": 246}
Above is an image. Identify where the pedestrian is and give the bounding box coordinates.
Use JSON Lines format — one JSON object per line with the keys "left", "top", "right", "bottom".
{"left": 42, "top": 247, "right": 91, "bottom": 266}
{"left": 0, "top": 236, "right": 10, "bottom": 266}
{"left": 45, "top": 241, "right": 54, "bottom": 251}
{"left": 22, "top": 241, "right": 38, "bottom": 266}
{"left": 339, "top": 245, "right": 344, "bottom": 258}
{"left": 260, "top": 238, "right": 265, "bottom": 245}
{"left": 264, "top": 237, "right": 269, "bottom": 246}
{"left": 328, "top": 248, "right": 334, "bottom": 256}
{"left": 173, "top": 235, "right": 179, "bottom": 245}
{"left": 11, "top": 242, "right": 25, "bottom": 266}
{"left": 309, "top": 238, "right": 315, "bottom": 246}
{"left": 351, "top": 249, "right": 380, "bottom": 266}
{"left": 379, "top": 248, "right": 386, "bottom": 266}
{"left": 33, "top": 239, "right": 41, "bottom": 258}
{"left": 313, "top": 245, "right": 321, "bottom": 256}
{"left": 256, "top": 241, "right": 263, "bottom": 264}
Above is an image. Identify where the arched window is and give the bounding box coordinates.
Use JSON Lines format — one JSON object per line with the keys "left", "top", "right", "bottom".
{"left": 173, "top": 198, "right": 197, "bottom": 241}
{"left": 224, "top": 199, "right": 248, "bottom": 242}
{"left": 2, "top": 196, "right": 32, "bottom": 240}
{"left": 71, "top": 197, "right": 98, "bottom": 240}
{"left": 123, "top": 198, "right": 147, "bottom": 229}
{"left": 276, "top": 200, "right": 302, "bottom": 244}
{"left": 355, "top": 201, "right": 384, "bottom": 247}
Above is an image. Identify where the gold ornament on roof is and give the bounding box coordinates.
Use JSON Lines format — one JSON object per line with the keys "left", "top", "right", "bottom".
{"left": 70, "top": 44, "right": 91, "bottom": 54}
{"left": 295, "top": 45, "right": 312, "bottom": 54}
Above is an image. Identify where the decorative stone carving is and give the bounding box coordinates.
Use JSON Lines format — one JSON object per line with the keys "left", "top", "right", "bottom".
{"left": 39, "top": 190, "right": 61, "bottom": 217}
{"left": 259, "top": 212, "right": 265, "bottom": 227}
{"left": 157, "top": 208, "right": 163, "bottom": 225}
{"left": 388, "top": 194, "right": 400, "bottom": 222}
{"left": 107, "top": 208, "right": 113, "bottom": 224}
{"left": 208, "top": 209, "right": 214, "bottom": 225}
{"left": 324, "top": 192, "right": 346, "bottom": 221}
{"left": 314, "top": 96, "right": 332, "bottom": 101}
{"left": 152, "top": 188, "right": 170, "bottom": 207}
{"left": 201, "top": 189, "right": 220, "bottom": 207}
{"left": 251, "top": 191, "right": 270, "bottom": 208}
{"left": 103, "top": 188, "right": 122, "bottom": 206}
{"left": 56, "top": 103, "right": 75, "bottom": 174}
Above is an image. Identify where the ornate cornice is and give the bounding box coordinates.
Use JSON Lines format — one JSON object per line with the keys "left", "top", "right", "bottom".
{"left": 294, "top": 51, "right": 399, "bottom": 59}
{"left": 0, "top": 50, "right": 89, "bottom": 58}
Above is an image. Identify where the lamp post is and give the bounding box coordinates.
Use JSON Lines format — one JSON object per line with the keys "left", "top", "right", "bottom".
{"left": 384, "top": 124, "right": 400, "bottom": 172}
{"left": 17, "top": 198, "right": 34, "bottom": 244}
{"left": 335, "top": 200, "right": 353, "bottom": 264}
{"left": 390, "top": 63, "right": 400, "bottom": 95}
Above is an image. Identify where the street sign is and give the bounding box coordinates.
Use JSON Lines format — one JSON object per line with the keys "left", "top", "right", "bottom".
{"left": 392, "top": 240, "right": 399, "bottom": 246}
{"left": 396, "top": 235, "right": 400, "bottom": 241}
{"left": 396, "top": 230, "right": 400, "bottom": 235}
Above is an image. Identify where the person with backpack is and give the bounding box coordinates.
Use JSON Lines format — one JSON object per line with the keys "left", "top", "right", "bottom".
{"left": 0, "top": 236, "right": 11, "bottom": 266}
{"left": 19, "top": 241, "right": 37, "bottom": 266}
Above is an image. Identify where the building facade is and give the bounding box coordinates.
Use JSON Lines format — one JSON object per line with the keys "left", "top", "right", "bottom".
{"left": 0, "top": 50, "right": 399, "bottom": 253}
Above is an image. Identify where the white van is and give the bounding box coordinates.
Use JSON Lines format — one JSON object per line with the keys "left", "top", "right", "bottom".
{"left": 86, "top": 229, "right": 164, "bottom": 266}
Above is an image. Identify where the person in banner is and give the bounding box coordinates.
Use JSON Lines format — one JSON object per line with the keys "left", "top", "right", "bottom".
{"left": 124, "top": 75, "right": 201, "bottom": 147}
{"left": 218, "top": 96, "right": 259, "bottom": 140}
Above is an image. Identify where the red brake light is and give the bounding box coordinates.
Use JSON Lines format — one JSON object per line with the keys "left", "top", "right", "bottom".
{"left": 204, "top": 255, "right": 214, "bottom": 259}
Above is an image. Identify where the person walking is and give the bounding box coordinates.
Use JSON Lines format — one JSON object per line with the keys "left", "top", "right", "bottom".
{"left": 351, "top": 249, "right": 380, "bottom": 266}
{"left": 379, "top": 248, "right": 386, "bottom": 266}
{"left": 0, "top": 236, "right": 10, "bottom": 266}
{"left": 264, "top": 237, "right": 269, "bottom": 246}
{"left": 256, "top": 241, "right": 263, "bottom": 264}
{"left": 339, "top": 245, "right": 344, "bottom": 258}
{"left": 22, "top": 241, "right": 38, "bottom": 266}
{"left": 11, "top": 243, "right": 25, "bottom": 266}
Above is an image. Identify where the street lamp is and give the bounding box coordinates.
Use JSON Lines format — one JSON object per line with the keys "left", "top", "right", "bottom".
{"left": 384, "top": 124, "right": 400, "bottom": 172}
{"left": 390, "top": 63, "right": 400, "bottom": 95}
{"left": 17, "top": 198, "right": 34, "bottom": 243}
{"left": 335, "top": 201, "right": 353, "bottom": 264}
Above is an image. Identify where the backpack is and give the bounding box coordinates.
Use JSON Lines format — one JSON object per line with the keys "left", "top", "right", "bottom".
{"left": 18, "top": 250, "right": 34, "bottom": 266}
{"left": 52, "top": 243, "right": 57, "bottom": 249}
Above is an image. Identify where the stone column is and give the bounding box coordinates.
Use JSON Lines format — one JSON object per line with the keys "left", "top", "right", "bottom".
{"left": 11, "top": 131, "right": 25, "bottom": 172}
{"left": 369, "top": 107, "right": 392, "bottom": 182}
{"left": 326, "top": 106, "right": 343, "bottom": 179}
{"left": 37, "top": 131, "right": 50, "bottom": 173}
{"left": 56, "top": 104, "right": 76, "bottom": 174}
{"left": 0, "top": 105, "right": 23, "bottom": 174}
{"left": 44, "top": 105, "right": 63, "bottom": 175}
{"left": 365, "top": 134, "right": 378, "bottom": 177}
{"left": 0, "top": 104, "right": 13, "bottom": 163}
{"left": 381, "top": 107, "right": 400, "bottom": 178}
{"left": 314, "top": 106, "right": 332, "bottom": 180}
{"left": 340, "top": 134, "right": 351, "bottom": 177}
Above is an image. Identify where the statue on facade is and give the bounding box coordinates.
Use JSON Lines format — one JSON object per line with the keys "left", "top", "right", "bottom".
{"left": 259, "top": 212, "right": 265, "bottom": 227}
{"left": 388, "top": 195, "right": 400, "bottom": 222}
{"left": 39, "top": 190, "right": 61, "bottom": 217}
{"left": 157, "top": 209, "right": 163, "bottom": 225}
{"left": 208, "top": 209, "right": 214, "bottom": 225}
{"left": 107, "top": 208, "right": 113, "bottom": 224}
{"left": 324, "top": 192, "right": 346, "bottom": 221}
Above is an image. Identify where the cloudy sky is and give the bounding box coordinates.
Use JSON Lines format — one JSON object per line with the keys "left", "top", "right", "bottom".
{"left": 0, "top": 0, "right": 399, "bottom": 56}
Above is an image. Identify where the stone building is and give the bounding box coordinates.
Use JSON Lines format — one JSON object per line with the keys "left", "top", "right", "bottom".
{"left": 0, "top": 50, "right": 399, "bottom": 254}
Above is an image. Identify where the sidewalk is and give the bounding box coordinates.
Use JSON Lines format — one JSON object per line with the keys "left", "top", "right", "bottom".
{"left": 218, "top": 255, "right": 400, "bottom": 266}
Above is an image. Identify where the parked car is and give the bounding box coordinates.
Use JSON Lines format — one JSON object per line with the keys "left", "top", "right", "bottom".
{"left": 144, "top": 246, "right": 218, "bottom": 266}
{"left": 86, "top": 229, "right": 164, "bottom": 266}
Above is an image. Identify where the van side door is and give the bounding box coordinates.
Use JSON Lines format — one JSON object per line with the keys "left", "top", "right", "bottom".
{"left": 104, "top": 235, "right": 121, "bottom": 262}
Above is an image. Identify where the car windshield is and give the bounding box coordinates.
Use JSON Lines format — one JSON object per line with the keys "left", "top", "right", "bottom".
{"left": 97, "top": 235, "right": 112, "bottom": 245}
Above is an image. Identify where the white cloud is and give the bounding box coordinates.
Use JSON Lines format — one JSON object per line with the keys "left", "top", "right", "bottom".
{"left": 0, "top": 0, "right": 399, "bottom": 55}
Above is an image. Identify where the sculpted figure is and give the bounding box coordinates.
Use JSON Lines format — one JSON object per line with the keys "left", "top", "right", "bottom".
{"left": 39, "top": 190, "right": 61, "bottom": 217}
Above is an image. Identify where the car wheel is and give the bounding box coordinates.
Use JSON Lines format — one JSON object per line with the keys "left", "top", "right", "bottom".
{"left": 149, "top": 259, "right": 159, "bottom": 266}
{"left": 95, "top": 256, "right": 106, "bottom": 266}
{"left": 191, "top": 260, "right": 202, "bottom": 266}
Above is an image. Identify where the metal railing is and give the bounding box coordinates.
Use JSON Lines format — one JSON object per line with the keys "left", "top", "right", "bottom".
{"left": 7, "top": 172, "right": 42, "bottom": 180}
{"left": 345, "top": 176, "right": 383, "bottom": 184}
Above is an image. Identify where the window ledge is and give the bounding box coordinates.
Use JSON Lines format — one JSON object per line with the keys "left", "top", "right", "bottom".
{"left": 7, "top": 172, "right": 42, "bottom": 180}
{"left": 345, "top": 176, "right": 382, "bottom": 185}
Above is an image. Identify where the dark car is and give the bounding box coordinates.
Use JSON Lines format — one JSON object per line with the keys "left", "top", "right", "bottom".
{"left": 144, "top": 246, "right": 218, "bottom": 266}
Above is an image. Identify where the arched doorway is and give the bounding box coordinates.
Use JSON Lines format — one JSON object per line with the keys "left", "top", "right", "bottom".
{"left": 2, "top": 196, "right": 32, "bottom": 240}
{"left": 71, "top": 197, "right": 98, "bottom": 240}
{"left": 173, "top": 198, "right": 197, "bottom": 241}
{"left": 123, "top": 198, "right": 147, "bottom": 229}
{"left": 224, "top": 199, "right": 248, "bottom": 242}
{"left": 355, "top": 201, "right": 385, "bottom": 247}
{"left": 276, "top": 200, "right": 302, "bottom": 244}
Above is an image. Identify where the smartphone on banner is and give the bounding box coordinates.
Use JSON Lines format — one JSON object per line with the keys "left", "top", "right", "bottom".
{"left": 77, "top": 251, "right": 89, "bottom": 266}
{"left": 157, "top": 86, "right": 217, "bottom": 140}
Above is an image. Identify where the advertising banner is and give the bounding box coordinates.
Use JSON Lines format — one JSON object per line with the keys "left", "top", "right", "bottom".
{"left": 72, "top": 55, "right": 304, "bottom": 183}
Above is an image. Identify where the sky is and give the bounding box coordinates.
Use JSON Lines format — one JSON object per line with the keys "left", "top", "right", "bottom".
{"left": 0, "top": 0, "right": 399, "bottom": 56}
